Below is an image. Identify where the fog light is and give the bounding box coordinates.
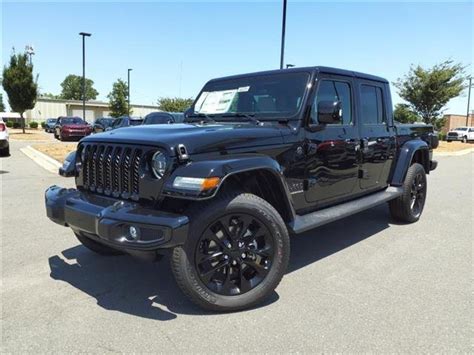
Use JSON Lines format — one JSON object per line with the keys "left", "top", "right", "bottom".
{"left": 129, "top": 226, "right": 139, "bottom": 240}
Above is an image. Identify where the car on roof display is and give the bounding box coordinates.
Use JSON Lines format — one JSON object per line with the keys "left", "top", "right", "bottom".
{"left": 45, "top": 66, "right": 438, "bottom": 312}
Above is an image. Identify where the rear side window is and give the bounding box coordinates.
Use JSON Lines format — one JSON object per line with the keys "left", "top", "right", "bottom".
{"left": 312, "top": 80, "right": 352, "bottom": 125}
{"left": 361, "top": 85, "right": 385, "bottom": 124}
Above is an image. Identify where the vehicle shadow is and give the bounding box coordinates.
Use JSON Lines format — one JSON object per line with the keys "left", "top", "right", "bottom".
{"left": 48, "top": 204, "right": 392, "bottom": 320}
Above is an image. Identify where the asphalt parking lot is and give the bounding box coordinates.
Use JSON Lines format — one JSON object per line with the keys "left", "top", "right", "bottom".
{"left": 1, "top": 140, "right": 472, "bottom": 353}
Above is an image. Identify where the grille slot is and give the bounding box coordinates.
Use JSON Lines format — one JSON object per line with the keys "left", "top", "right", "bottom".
{"left": 81, "top": 144, "right": 143, "bottom": 200}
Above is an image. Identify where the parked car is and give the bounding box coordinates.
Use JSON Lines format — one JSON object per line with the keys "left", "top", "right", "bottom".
{"left": 93, "top": 117, "right": 116, "bottom": 133}
{"left": 446, "top": 126, "right": 474, "bottom": 143}
{"left": 108, "top": 116, "right": 144, "bottom": 130}
{"left": 0, "top": 120, "right": 10, "bottom": 156}
{"left": 44, "top": 118, "right": 58, "bottom": 133}
{"left": 142, "top": 112, "right": 184, "bottom": 125}
{"left": 46, "top": 66, "right": 438, "bottom": 312}
{"left": 53, "top": 116, "right": 92, "bottom": 141}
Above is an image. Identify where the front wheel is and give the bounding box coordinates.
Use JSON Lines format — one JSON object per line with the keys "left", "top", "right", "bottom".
{"left": 462, "top": 136, "right": 467, "bottom": 143}
{"left": 389, "top": 163, "right": 427, "bottom": 223}
{"left": 171, "top": 192, "right": 290, "bottom": 312}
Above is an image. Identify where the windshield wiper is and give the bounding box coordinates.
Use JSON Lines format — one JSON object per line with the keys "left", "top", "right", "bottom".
{"left": 186, "top": 113, "right": 216, "bottom": 124}
{"left": 220, "top": 113, "right": 261, "bottom": 125}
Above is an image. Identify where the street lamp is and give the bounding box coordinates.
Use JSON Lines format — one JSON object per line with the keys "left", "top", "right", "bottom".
{"left": 25, "top": 45, "right": 35, "bottom": 65}
{"left": 279, "top": 0, "right": 288, "bottom": 70}
{"left": 79, "top": 32, "right": 91, "bottom": 121}
{"left": 466, "top": 77, "right": 472, "bottom": 126}
{"left": 128, "top": 68, "right": 133, "bottom": 115}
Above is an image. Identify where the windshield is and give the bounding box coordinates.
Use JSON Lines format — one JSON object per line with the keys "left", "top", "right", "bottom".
{"left": 193, "top": 72, "right": 310, "bottom": 119}
{"left": 129, "top": 119, "right": 143, "bottom": 126}
{"left": 144, "top": 113, "right": 174, "bottom": 125}
{"left": 455, "top": 127, "right": 467, "bottom": 131}
{"left": 62, "top": 117, "right": 85, "bottom": 125}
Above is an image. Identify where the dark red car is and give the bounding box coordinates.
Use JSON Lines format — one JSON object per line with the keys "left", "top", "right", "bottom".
{"left": 54, "top": 116, "right": 92, "bottom": 141}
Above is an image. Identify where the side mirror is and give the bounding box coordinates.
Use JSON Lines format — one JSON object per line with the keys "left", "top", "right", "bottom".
{"left": 317, "top": 100, "right": 342, "bottom": 124}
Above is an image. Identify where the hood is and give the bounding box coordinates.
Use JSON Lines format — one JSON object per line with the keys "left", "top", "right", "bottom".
{"left": 63, "top": 124, "right": 89, "bottom": 129}
{"left": 81, "top": 122, "right": 287, "bottom": 155}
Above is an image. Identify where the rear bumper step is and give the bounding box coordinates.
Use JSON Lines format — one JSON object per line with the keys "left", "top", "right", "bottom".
{"left": 289, "top": 187, "right": 403, "bottom": 234}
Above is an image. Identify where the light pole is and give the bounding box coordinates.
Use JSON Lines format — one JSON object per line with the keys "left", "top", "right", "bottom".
{"left": 79, "top": 32, "right": 91, "bottom": 121}
{"left": 25, "top": 45, "right": 35, "bottom": 65}
{"left": 466, "top": 77, "right": 472, "bottom": 126}
{"left": 279, "top": 0, "right": 287, "bottom": 70}
{"left": 128, "top": 68, "right": 133, "bottom": 115}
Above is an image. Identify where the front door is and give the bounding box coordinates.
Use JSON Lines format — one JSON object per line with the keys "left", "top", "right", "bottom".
{"left": 304, "top": 77, "right": 359, "bottom": 206}
{"left": 357, "top": 81, "right": 394, "bottom": 190}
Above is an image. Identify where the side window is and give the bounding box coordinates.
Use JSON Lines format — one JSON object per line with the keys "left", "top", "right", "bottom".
{"left": 360, "top": 85, "right": 385, "bottom": 124}
{"left": 312, "top": 80, "right": 352, "bottom": 125}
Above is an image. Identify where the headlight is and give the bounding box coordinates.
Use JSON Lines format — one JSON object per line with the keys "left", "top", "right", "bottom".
{"left": 151, "top": 150, "right": 167, "bottom": 179}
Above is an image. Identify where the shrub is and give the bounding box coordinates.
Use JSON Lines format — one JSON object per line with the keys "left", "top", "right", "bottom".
{"left": 29, "top": 121, "right": 39, "bottom": 129}
{"left": 13, "top": 122, "right": 21, "bottom": 129}
{"left": 438, "top": 132, "right": 447, "bottom": 141}
{"left": 6, "top": 121, "right": 13, "bottom": 128}
{"left": 41, "top": 121, "right": 46, "bottom": 129}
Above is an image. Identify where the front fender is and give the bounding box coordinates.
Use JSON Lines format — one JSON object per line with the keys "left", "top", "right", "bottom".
{"left": 390, "top": 140, "right": 429, "bottom": 186}
{"left": 162, "top": 154, "right": 287, "bottom": 199}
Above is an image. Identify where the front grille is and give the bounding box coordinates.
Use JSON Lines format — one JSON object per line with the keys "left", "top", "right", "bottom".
{"left": 447, "top": 132, "right": 459, "bottom": 137}
{"left": 80, "top": 143, "right": 143, "bottom": 200}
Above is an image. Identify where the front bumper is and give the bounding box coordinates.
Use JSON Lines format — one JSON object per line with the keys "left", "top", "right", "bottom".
{"left": 45, "top": 185, "right": 189, "bottom": 257}
{"left": 62, "top": 130, "right": 90, "bottom": 138}
{"left": 446, "top": 135, "right": 462, "bottom": 141}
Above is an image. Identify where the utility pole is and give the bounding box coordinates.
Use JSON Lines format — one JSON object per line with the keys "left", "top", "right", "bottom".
{"left": 466, "top": 77, "right": 472, "bottom": 126}
{"left": 279, "top": 0, "right": 287, "bottom": 70}
{"left": 79, "top": 32, "right": 91, "bottom": 121}
{"left": 128, "top": 68, "right": 133, "bottom": 115}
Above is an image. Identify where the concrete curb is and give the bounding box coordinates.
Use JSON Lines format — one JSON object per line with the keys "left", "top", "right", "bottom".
{"left": 20, "top": 145, "right": 61, "bottom": 174}
{"left": 434, "top": 147, "right": 474, "bottom": 157}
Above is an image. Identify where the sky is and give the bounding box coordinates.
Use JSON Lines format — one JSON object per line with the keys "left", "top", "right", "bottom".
{"left": 1, "top": 1, "right": 473, "bottom": 114}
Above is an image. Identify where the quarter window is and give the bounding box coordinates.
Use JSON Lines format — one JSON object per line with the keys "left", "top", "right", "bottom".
{"left": 312, "top": 80, "right": 352, "bottom": 125}
{"left": 361, "top": 85, "right": 385, "bottom": 124}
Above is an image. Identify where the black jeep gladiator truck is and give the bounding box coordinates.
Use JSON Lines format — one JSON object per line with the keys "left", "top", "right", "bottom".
{"left": 45, "top": 66, "right": 438, "bottom": 312}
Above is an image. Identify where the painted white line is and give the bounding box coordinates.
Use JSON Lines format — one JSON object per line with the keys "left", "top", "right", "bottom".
{"left": 20, "top": 145, "right": 61, "bottom": 174}
{"left": 434, "top": 147, "right": 474, "bottom": 157}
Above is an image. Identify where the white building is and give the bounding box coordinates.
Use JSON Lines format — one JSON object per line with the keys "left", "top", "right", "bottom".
{"left": 24, "top": 98, "right": 161, "bottom": 123}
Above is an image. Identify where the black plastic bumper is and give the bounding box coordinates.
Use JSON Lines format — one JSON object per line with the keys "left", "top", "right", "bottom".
{"left": 45, "top": 185, "right": 189, "bottom": 257}
{"left": 430, "top": 160, "right": 438, "bottom": 171}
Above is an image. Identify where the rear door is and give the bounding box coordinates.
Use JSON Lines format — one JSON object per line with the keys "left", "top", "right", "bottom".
{"left": 357, "top": 81, "right": 395, "bottom": 190}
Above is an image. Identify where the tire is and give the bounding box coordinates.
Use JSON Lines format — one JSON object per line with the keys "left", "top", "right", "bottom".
{"left": 58, "top": 130, "right": 63, "bottom": 141}
{"left": 446, "top": 140, "right": 451, "bottom": 143}
{"left": 462, "top": 136, "right": 467, "bottom": 143}
{"left": 75, "top": 232, "right": 124, "bottom": 256}
{"left": 54, "top": 130, "right": 59, "bottom": 140}
{"left": 171, "top": 191, "right": 290, "bottom": 312}
{"left": 389, "top": 163, "right": 427, "bottom": 223}
{"left": 0, "top": 146, "right": 9, "bottom": 157}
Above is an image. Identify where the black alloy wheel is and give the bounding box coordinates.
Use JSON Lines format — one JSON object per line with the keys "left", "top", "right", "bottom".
{"left": 409, "top": 172, "right": 426, "bottom": 218}
{"left": 195, "top": 213, "right": 274, "bottom": 296}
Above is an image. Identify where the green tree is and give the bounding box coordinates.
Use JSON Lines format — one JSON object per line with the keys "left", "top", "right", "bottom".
{"left": 60, "top": 74, "right": 98, "bottom": 100}
{"left": 2, "top": 52, "right": 38, "bottom": 133}
{"left": 0, "top": 93, "right": 5, "bottom": 112}
{"left": 40, "top": 92, "right": 61, "bottom": 99}
{"left": 157, "top": 97, "right": 193, "bottom": 112}
{"left": 108, "top": 79, "right": 131, "bottom": 117}
{"left": 394, "top": 60, "right": 467, "bottom": 129}
{"left": 393, "top": 103, "right": 420, "bottom": 124}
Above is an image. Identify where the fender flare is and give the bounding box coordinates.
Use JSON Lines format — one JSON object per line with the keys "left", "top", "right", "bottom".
{"left": 161, "top": 154, "right": 296, "bottom": 220}
{"left": 390, "top": 140, "right": 429, "bottom": 186}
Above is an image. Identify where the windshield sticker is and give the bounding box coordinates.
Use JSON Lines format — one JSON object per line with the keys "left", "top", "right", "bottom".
{"left": 194, "top": 91, "right": 209, "bottom": 112}
{"left": 198, "top": 89, "right": 237, "bottom": 114}
{"left": 237, "top": 86, "right": 250, "bottom": 92}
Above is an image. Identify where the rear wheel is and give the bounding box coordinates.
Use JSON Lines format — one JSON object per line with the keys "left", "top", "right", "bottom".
{"left": 389, "top": 163, "right": 427, "bottom": 223}
{"left": 75, "top": 232, "right": 124, "bottom": 256}
{"left": 171, "top": 191, "right": 290, "bottom": 312}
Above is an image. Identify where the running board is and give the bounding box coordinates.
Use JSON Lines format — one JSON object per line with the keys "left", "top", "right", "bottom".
{"left": 289, "top": 187, "right": 403, "bottom": 234}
